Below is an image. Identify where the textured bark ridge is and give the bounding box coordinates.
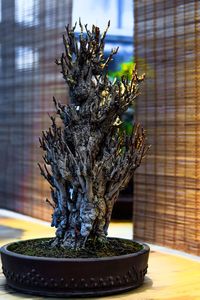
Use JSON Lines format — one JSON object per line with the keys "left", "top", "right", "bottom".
{"left": 38, "top": 21, "right": 149, "bottom": 249}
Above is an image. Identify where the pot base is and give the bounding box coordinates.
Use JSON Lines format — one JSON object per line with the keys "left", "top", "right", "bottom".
{"left": 1, "top": 238, "right": 149, "bottom": 297}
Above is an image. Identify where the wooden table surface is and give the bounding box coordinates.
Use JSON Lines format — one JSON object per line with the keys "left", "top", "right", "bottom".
{"left": 0, "top": 211, "right": 200, "bottom": 300}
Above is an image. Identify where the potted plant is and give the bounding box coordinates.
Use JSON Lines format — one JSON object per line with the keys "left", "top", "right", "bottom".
{"left": 1, "top": 21, "right": 150, "bottom": 297}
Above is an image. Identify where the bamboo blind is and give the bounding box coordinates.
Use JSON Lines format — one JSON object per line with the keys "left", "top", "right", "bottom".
{"left": 134, "top": 0, "right": 200, "bottom": 255}
{"left": 0, "top": 0, "right": 72, "bottom": 221}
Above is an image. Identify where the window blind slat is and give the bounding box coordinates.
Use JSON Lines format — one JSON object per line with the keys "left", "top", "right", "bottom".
{"left": 0, "top": 0, "right": 72, "bottom": 220}
{"left": 134, "top": 0, "right": 200, "bottom": 255}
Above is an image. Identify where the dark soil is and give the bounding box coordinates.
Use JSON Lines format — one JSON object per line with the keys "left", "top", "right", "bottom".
{"left": 8, "top": 238, "right": 143, "bottom": 258}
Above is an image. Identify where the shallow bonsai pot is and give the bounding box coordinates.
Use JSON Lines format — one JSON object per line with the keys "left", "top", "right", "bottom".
{"left": 0, "top": 238, "right": 150, "bottom": 297}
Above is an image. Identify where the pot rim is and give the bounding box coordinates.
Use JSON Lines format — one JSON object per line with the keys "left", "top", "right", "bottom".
{"left": 0, "top": 237, "right": 150, "bottom": 262}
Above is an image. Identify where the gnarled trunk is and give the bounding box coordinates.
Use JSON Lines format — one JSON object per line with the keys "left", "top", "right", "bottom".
{"left": 52, "top": 191, "right": 113, "bottom": 249}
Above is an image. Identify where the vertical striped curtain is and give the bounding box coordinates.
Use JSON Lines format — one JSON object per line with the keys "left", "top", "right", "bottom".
{"left": 0, "top": 0, "right": 72, "bottom": 220}
{"left": 134, "top": 0, "right": 200, "bottom": 255}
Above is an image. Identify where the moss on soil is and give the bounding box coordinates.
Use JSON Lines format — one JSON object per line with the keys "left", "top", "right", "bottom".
{"left": 8, "top": 238, "right": 143, "bottom": 258}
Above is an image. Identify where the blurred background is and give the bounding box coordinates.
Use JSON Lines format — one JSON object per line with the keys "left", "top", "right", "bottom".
{"left": 0, "top": 0, "right": 200, "bottom": 256}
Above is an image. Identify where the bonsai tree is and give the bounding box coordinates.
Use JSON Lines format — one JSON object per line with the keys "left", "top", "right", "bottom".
{"left": 38, "top": 21, "right": 149, "bottom": 250}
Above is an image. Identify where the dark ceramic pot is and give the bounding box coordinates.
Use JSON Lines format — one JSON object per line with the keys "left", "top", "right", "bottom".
{"left": 0, "top": 238, "right": 150, "bottom": 297}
